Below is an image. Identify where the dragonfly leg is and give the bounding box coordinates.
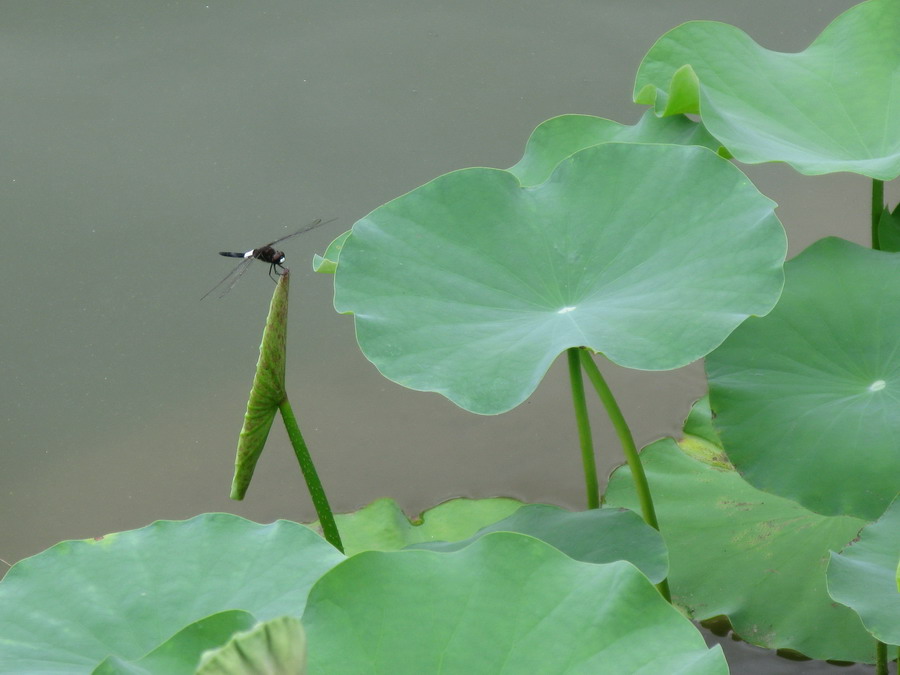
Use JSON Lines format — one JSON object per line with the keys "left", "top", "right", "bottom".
{"left": 268, "top": 263, "right": 287, "bottom": 282}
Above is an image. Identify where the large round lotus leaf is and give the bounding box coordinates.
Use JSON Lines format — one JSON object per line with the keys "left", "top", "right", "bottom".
{"left": 302, "top": 532, "right": 727, "bottom": 674}
{"left": 706, "top": 237, "right": 900, "bottom": 521}
{"left": 334, "top": 142, "right": 786, "bottom": 415}
{"left": 314, "top": 497, "right": 523, "bottom": 556}
{"left": 0, "top": 514, "right": 344, "bottom": 673}
{"left": 508, "top": 110, "right": 723, "bottom": 186}
{"left": 634, "top": 0, "right": 900, "bottom": 179}
{"left": 828, "top": 496, "right": 900, "bottom": 647}
{"left": 410, "top": 503, "right": 668, "bottom": 583}
{"left": 605, "top": 438, "right": 873, "bottom": 663}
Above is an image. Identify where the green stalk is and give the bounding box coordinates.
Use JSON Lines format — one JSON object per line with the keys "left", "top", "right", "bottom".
{"left": 871, "top": 178, "right": 884, "bottom": 250}
{"left": 567, "top": 348, "right": 600, "bottom": 509}
{"left": 874, "top": 640, "right": 886, "bottom": 675}
{"left": 578, "top": 348, "right": 670, "bottom": 602}
{"left": 280, "top": 397, "right": 343, "bottom": 553}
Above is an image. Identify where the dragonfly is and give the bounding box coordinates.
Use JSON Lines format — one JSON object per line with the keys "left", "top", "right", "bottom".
{"left": 201, "top": 218, "right": 334, "bottom": 299}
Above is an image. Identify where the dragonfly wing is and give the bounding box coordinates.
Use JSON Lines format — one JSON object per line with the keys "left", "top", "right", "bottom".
{"left": 263, "top": 218, "right": 333, "bottom": 248}
{"left": 200, "top": 258, "right": 253, "bottom": 300}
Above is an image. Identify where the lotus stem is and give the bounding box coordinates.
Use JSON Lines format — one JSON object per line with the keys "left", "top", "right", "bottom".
{"left": 872, "top": 179, "right": 884, "bottom": 250}
{"left": 874, "top": 640, "right": 887, "bottom": 675}
{"left": 578, "top": 348, "right": 671, "bottom": 602}
{"left": 566, "top": 348, "right": 600, "bottom": 509}
{"left": 279, "top": 397, "right": 343, "bottom": 553}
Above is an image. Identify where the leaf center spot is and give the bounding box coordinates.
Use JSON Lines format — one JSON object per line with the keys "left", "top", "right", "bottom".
{"left": 557, "top": 306, "right": 577, "bottom": 314}
{"left": 868, "top": 379, "right": 886, "bottom": 392}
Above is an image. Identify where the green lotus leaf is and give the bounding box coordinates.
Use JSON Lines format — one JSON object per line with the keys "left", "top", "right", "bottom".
{"left": 231, "top": 272, "right": 289, "bottom": 500}
{"left": 828, "top": 496, "right": 900, "bottom": 647}
{"left": 410, "top": 503, "right": 668, "bottom": 583}
{"left": 508, "top": 110, "right": 724, "bottom": 186}
{"left": 634, "top": 0, "right": 900, "bottom": 178}
{"left": 196, "top": 616, "right": 307, "bottom": 675}
{"left": 302, "top": 532, "right": 727, "bottom": 674}
{"left": 312, "top": 230, "right": 350, "bottom": 273}
{"left": 313, "top": 497, "right": 523, "bottom": 556}
{"left": 334, "top": 142, "right": 786, "bottom": 414}
{"left": 92, "top": 658, "right": 145, "bottom": 675}
{"left": 0, "top": 514, "right": 344, "bottom": 673}
{"left": 706, "top": 237, "right": 900, "bottom": 521}
{"left": 681, "top": 396, "right": 713, "bottom": 439}
{"left": 677, "top": 398, "right": 732, "bottom": 470}
{"left": 606, "top": 438, "right": 873, "bottom": 663}
{"left": 92, "top": 610, "right": 257, "bottom": 675}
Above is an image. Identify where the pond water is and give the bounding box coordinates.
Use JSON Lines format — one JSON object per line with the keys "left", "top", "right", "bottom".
{"left": 1, "top": 1, "right": 890, "bottom": 673}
